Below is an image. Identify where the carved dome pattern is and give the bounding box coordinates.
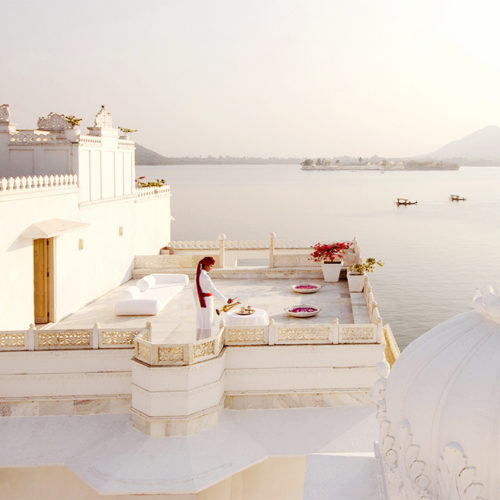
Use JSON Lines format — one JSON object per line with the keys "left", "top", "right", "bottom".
{"left": 377, "top": 288, "right": 500, "bottom": 499}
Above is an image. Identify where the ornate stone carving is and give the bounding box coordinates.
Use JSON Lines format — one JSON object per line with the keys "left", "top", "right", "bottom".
{"left": 158, "top": 345, "right": 184, "bottom": 362}
{"left": 0, "top": 332, "right": 25, "bottom": 348}
{"left": 137, "top": 342, "right": 151, "bottom": 362}
{"left": 225, "top": 327, "right": 265, "bottom": 343}
{"left": 0, "top": 104, "right": 10, "bottom": 122}
{"left": 37, "top": 112, "right": 69, "bottom": 131}
{"left": 37, "top": 330, "right": 91, "bottom": 346}
{"left": 101, "top": 330, "right": 137, "bottom": 345}
{"left": 93, "top": 105, "right": 113, "bottom": 128}
{"left": 193, "top": 340, "right": 215, "bottom": 359}
{"left": 379, "top": 416, "right": 486, "bottom": 500}
{"left": 339, "top": 325, "right": 375, "bottom": 342}
{"left": 277, "top": 325, "right": 330, "bottom": 341}
{"left": 438, "top": 443, "right": 485, "bottom": 500}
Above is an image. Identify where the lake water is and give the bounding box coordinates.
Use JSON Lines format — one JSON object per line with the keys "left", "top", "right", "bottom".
{"left": 137, "top": 164, "right": 500, "bottom": 349}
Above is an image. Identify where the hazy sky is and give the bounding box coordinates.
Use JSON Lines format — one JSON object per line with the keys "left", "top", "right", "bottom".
{"left": 4, "top": 0, "right": 500, "bottom": 157}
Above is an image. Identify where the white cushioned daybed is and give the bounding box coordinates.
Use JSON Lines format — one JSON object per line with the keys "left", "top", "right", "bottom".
{"left": 114, "top": 273, "right": 189, "bottom": 316}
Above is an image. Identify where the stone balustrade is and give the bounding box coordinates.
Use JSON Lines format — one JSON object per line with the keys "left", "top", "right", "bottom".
{"left": 383, "top": 324, "right": 400, "bottom": 367}
{"left": 134, "top": 328, "right": 224, "bottom": 366}
{"left": 135, "top": 185, "right": 171, "bottom": 199}
{"left": 133, "top": 318, "right": 383, "bottom": 367}
{"left": 0, "top": 324, "right": 145, "bottom": 351}
{"left": 364, "top": 282, "right": 382, "bottom": 323}
{"left": 169, "top": 240, "right": 219, "bottom": 250}
{"left": 78, "top": 135, "right": 102, "bottom": 146}
{"left": 0, "top": 174, "right": 78, "bottom": 193}
{"left": 9, "top": 131, "right": 59, "bottom": 144}
{"left": 167, "top": 233, "right": 360, "bottom": 269}
{"left": 169, "top": 235, "right": 321, "bottom": 251}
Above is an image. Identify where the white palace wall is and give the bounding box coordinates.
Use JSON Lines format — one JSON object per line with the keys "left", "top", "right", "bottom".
{"left": 0, "top": 182, "right": 171, "bottom": 330}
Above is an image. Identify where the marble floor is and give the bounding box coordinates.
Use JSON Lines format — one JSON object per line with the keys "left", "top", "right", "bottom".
{"left": 52, "top": 277, "right": 360, "bottom": 344}
{"left": 0, "top": 406, "right": 378, "bottom": 496}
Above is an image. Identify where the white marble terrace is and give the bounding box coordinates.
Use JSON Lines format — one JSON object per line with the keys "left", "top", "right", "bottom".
{"left": 0, "top": 236, "right": 396, "bottom": 443}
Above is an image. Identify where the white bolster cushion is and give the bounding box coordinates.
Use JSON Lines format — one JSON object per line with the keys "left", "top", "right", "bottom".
{"left": 120, "top": 286, "right": 141, "bottom": 299}
{"left": 137, "top": 275, "right": 156, "bottom": 292}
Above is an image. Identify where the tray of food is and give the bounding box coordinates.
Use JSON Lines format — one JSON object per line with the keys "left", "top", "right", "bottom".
{"left": 236, "top": 306, "right": 255, "bottom": 315}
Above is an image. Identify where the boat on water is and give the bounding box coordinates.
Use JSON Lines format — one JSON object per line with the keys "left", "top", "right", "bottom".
{"left": 450, "top": 194, "right": 466, "bottom": 201}
{"left": 395, "top": 197, "right": 418, "bottom": 206}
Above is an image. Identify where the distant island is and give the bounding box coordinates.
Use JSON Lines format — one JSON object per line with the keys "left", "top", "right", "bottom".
{"left": 136, "top": 126, "right": 500, "bottom": 167}
{"left": 300, "top": 158, "right": 459, "bottom": 171}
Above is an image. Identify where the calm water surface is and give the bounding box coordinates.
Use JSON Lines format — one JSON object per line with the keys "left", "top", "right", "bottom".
{"left": 137, "top": 164, "right": 500, "bottom": 349}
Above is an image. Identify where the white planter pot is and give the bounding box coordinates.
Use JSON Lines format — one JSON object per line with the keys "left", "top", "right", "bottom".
{"left": 321, "top": 261, "right": 343, "bottom": 282}
{"left": 64, "top": 128, "right": 81, "bottom": 143}
{"left": 347, "top": 272, "right": 366, "bottom": 292}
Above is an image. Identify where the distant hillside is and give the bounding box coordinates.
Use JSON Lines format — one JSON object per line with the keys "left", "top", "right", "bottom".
{"left": 135, "top": 144, "right": 302, "bottom": 165}
{"left": 424, "top": 126, "right": 500, "bottom": 163}
{"left": 135, "top": 144, "right": 173, "bottom": 165}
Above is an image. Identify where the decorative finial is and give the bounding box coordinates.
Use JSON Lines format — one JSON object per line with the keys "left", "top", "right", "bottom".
{"left": 93, "top": 105, "right": 113, "bottom": 128}
{"left": 472, "top": 286, "right": 500, "bottom": 324}
{"left": 0, "top": 104, "right": 10, "bottom": 122}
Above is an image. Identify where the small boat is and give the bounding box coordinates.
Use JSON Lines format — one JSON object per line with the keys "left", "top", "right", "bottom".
{"left": 450, "top": 194, "right": 466, "bottom": 201}
{"left": 395, "top": 198, "right": 418, "bottom": 206}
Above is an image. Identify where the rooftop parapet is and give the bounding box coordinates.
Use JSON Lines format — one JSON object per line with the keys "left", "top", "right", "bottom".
{"left": 0, "top": 323, "right": 143, "bottom": 351}
{"left": 0, "top": 105, "right": 136, "bottom": 196}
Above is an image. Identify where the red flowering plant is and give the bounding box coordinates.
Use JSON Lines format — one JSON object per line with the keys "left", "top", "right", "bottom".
{"left": 310, "top": 241, "right": 352, "bottom": 263}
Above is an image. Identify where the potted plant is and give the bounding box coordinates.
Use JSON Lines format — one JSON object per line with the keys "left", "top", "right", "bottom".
{"left": 310, "top": 241, "right": 352, "bottom": 282}
{"left": 135, "top": 176, "right": 166, "bottom": 188}
{"left": 347, "top": 258, "right": 384, "bottom": 292}
{"left": 119, "top": 126, "right": 138, "bottom": 140}
{"left": 63, "top": 115, "right": 82, "bottom": 142}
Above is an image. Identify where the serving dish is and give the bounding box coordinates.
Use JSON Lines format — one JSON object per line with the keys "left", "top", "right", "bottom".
{"left": 292, "top": 284, "right": 321, "bottom": 294}
{"left": 284, "top": 305, "right": 321, "bottom": 318}
{"left": 236, "top": 306, "right": 255, "bottom": 315}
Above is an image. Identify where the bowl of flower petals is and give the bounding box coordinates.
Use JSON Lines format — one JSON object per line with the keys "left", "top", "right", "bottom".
{"left": 285, "top": 305, "right": 321, "bottom": 318}
{"left": 292, "top": 284, "right": 321, "bottom": 294}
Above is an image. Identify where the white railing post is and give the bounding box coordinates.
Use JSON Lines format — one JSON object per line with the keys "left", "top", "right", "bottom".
{"left": 218, "top": 233, "right": 226, "bottom": 268}
{"left": 376, "top": 318, "right": 383, "bottom": 343}
{"left": 27, "top": 324, "right": 35, "bottom": 350}
{"left": 268, "top": 319, "right": 277, "bottom": 345}
{"left": 330, "top": 318, "right": 339, "bottom": 344}
{"left": 352, "top": 236, "right": 361, "bottom": 263}
{"left": 92, "top": 323, "right": 100, "bottom": 349}
{"left": 269, "top": 232, "right": 276, "bottom": 268}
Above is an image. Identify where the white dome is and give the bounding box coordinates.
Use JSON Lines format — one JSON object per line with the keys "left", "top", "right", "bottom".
{"left": 376, "top": 287, "right": 500, "bottom": 500}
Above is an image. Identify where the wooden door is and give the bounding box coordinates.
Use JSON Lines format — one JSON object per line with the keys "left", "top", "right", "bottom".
{"left": 34, "top": 238, "right": 54, "bottom": 324}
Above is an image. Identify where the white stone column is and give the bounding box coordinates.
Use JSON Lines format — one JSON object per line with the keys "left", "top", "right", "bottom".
{"left": 269, "top": 232, "right": 276, "bottom": 268}
{"left": 218, "top": 233, "right": 226, "bottom": 268}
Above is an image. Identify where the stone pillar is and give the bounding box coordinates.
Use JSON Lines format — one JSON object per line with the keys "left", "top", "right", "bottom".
{"left": 269, "top": 232, "right": 276, "bottom": 268}
{"left": 218, "top": 233, "right": 226, "bottom": 268}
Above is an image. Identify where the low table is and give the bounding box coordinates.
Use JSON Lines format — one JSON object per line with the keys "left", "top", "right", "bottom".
{"left": 224, "top": 308, "right": 270, "bottom": 327}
